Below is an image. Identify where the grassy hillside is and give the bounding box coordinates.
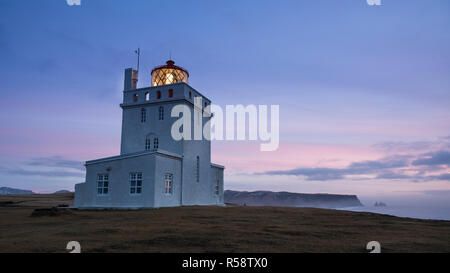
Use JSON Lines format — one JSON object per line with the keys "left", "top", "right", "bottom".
{"left": 0, "top": 193, "right": 449, "bottom": 253}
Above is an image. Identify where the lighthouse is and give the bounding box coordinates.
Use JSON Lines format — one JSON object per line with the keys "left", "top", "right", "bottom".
{"left": 74, "top": 60, "right": 224, "bottom": 208}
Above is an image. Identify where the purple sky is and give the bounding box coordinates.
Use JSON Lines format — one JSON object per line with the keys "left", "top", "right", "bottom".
{"left": 0, "top": 0, "right": 449, "bottom": 203}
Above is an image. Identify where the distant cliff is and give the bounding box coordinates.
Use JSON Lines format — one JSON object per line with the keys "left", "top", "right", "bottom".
{"left": 224, "top": 190, "right": 363, "bottom": 208}
{"left": 0, "top": 187, "right": 34, "bottom": 195}
{"left": 54, "top": 190, "right": 72, "bottom": 194}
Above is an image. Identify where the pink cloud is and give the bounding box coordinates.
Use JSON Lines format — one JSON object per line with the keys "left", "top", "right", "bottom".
{"left": 211, "top": 141, "right": 383, "bottom": 173}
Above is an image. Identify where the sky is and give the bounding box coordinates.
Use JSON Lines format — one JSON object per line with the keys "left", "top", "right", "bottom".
{"left": 0, "top": 0, "right": 449, "bottom": 205}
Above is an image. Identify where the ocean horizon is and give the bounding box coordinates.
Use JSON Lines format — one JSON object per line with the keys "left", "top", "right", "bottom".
{"left": 340, "top": 205, "right": 450, "bottom": 221}
{"left": 338, "top": 194, "right": 450, "bottom": 221}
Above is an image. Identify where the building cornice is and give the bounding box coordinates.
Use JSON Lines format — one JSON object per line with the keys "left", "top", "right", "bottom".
{"left": 85, "top": 149, "right": 182, "bottom": 166}
{"left": 211, "top": 163, "right": 225, "bottom": 169}
{"left": 123, "top": 82, "right": 212, "bottom": 102}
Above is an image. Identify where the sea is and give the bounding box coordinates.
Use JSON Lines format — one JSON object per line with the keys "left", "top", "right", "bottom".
{"left": 337, "top": 194, "right": 450, "bottom": 221}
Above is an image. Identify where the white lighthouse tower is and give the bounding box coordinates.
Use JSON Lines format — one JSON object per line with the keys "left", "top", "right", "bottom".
{"left": 74, "top": 60, "right": 224, "bottom": 208}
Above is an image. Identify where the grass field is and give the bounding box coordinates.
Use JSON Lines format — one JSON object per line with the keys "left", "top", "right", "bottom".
{"left": 0, "top": 193, "right": 449, "bottom": 253}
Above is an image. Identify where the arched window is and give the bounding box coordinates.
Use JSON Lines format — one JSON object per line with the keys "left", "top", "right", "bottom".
{"left": 145, "top": 133, "right": 157, "bottom": 151}
{"left": 145, "top": 92, "right": 150, "bottom": 101}
{"left": 141, "top": 108, "right": 146, "bottom": 123}
{"left": 145, "top": 138, "right": 151, "bottom": 150}
{"left": 196, "top": 156, "right": 200, "bottom": 182}
{"left": 169, "top": 89, "right": 173, "bottom": 98}
{"left": 157, "top": 90, "right": 161, "bottom": 99}
{"left": 158, "top": 106, "right": 164, "bottom": 120}
{"left": 133, "top": 93, "right": 138, "bottom": 102}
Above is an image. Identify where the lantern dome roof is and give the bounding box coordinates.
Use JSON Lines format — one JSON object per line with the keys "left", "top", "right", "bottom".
{"left": 151, "top": 60, "right": 189, "bottom": 86}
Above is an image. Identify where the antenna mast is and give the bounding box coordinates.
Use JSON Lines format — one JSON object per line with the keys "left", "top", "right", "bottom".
{"left": 135, "top": 48, "right": 140, "bottom": 72}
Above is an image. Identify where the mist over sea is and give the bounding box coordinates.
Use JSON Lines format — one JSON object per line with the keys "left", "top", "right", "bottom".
{"left": 338, "top": 192, "right": 450, "bottom": 221}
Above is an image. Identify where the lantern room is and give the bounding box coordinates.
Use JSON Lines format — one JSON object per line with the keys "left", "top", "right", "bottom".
{"left": 151, "top": 60, "right": 189, "bottom": 86}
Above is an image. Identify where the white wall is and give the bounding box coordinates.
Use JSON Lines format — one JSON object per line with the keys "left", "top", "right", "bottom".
{"left": 74, "top": 153, "right": 156, "bottom": 208}
{"left": 153, "top": 154, "right": 182, "bottom": 207}
{"left": 74, "top": 81, "right": 224, "bottom": 209}
{"left": 120, "top": 83, "right": 210, "bottom": 156}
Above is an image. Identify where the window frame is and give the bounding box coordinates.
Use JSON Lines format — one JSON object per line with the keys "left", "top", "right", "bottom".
{"left": 215, "top": 172, "right": 220, "bottom": 195}
{"left": 164, "top": 173, "right": 173, "bottom": 195}
{"left": 158, "top": 106, "right": 164, "bottom": 120}
{"left": 214, "top": 182, "right": 219, "bottom": 195}
{"left": 97, "top": 173, "right": 109, "bottom": 196}
{"left": 145, "top": 138, "right": 151, "bottom": 150}
{"left": 153, "top": 137, "right": 159, "bottom": 149}
{"left": 196, "top": 156, "right": 200, "bottom": 182}
{"left": 141, "top": 108, "right": 146, "bottom": 123}
{"left": 129, "top": 172, "right": 143, "bottom": 195}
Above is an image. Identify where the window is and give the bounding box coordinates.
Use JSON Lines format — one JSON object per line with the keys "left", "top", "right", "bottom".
{"left": 189, "top": 91, "right": 192, "bottom": 99}
{"left": 215, "top": 180, "right": 220, "bottom": 195}
{"left": 157, "top": 90, "right": 161, "bottom": 99}
{"left": 145, "top": 138, "right": 151, "bottom": 150}
{"left": 145, "top": 92, "right": 150, "bottom": 101}
{"left": 215, "top": 172, "right": 220, "bottom": 195}
{"left": 196, "top": 156, "right": 200, "bottom": 182}
{"left": 141, "top": 108, "right": 146, "bottom": 123}
{"left": 133, "top": 93, "right": 138, "bottom": 102}
{"left": 97, "top": 174, "right": 109, "bottom": 195}
{"left": 164, "top": 173, "right": 173, "bottom": 194}
{"left": 158, "top": 106, "right": 164, "bottom": 120}
{"left": 153, "top": 137, "right": 159, "bottom": 149}
{"left": 130, "top": 172, "right": 142, "bottom": 194}
{"left": 169, "top": 89, "right": 174, "bottom": 98}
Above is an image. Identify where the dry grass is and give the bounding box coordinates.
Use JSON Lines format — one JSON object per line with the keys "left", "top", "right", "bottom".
{"left": 0, "top": 193, "right": 449, "bottom": 253}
